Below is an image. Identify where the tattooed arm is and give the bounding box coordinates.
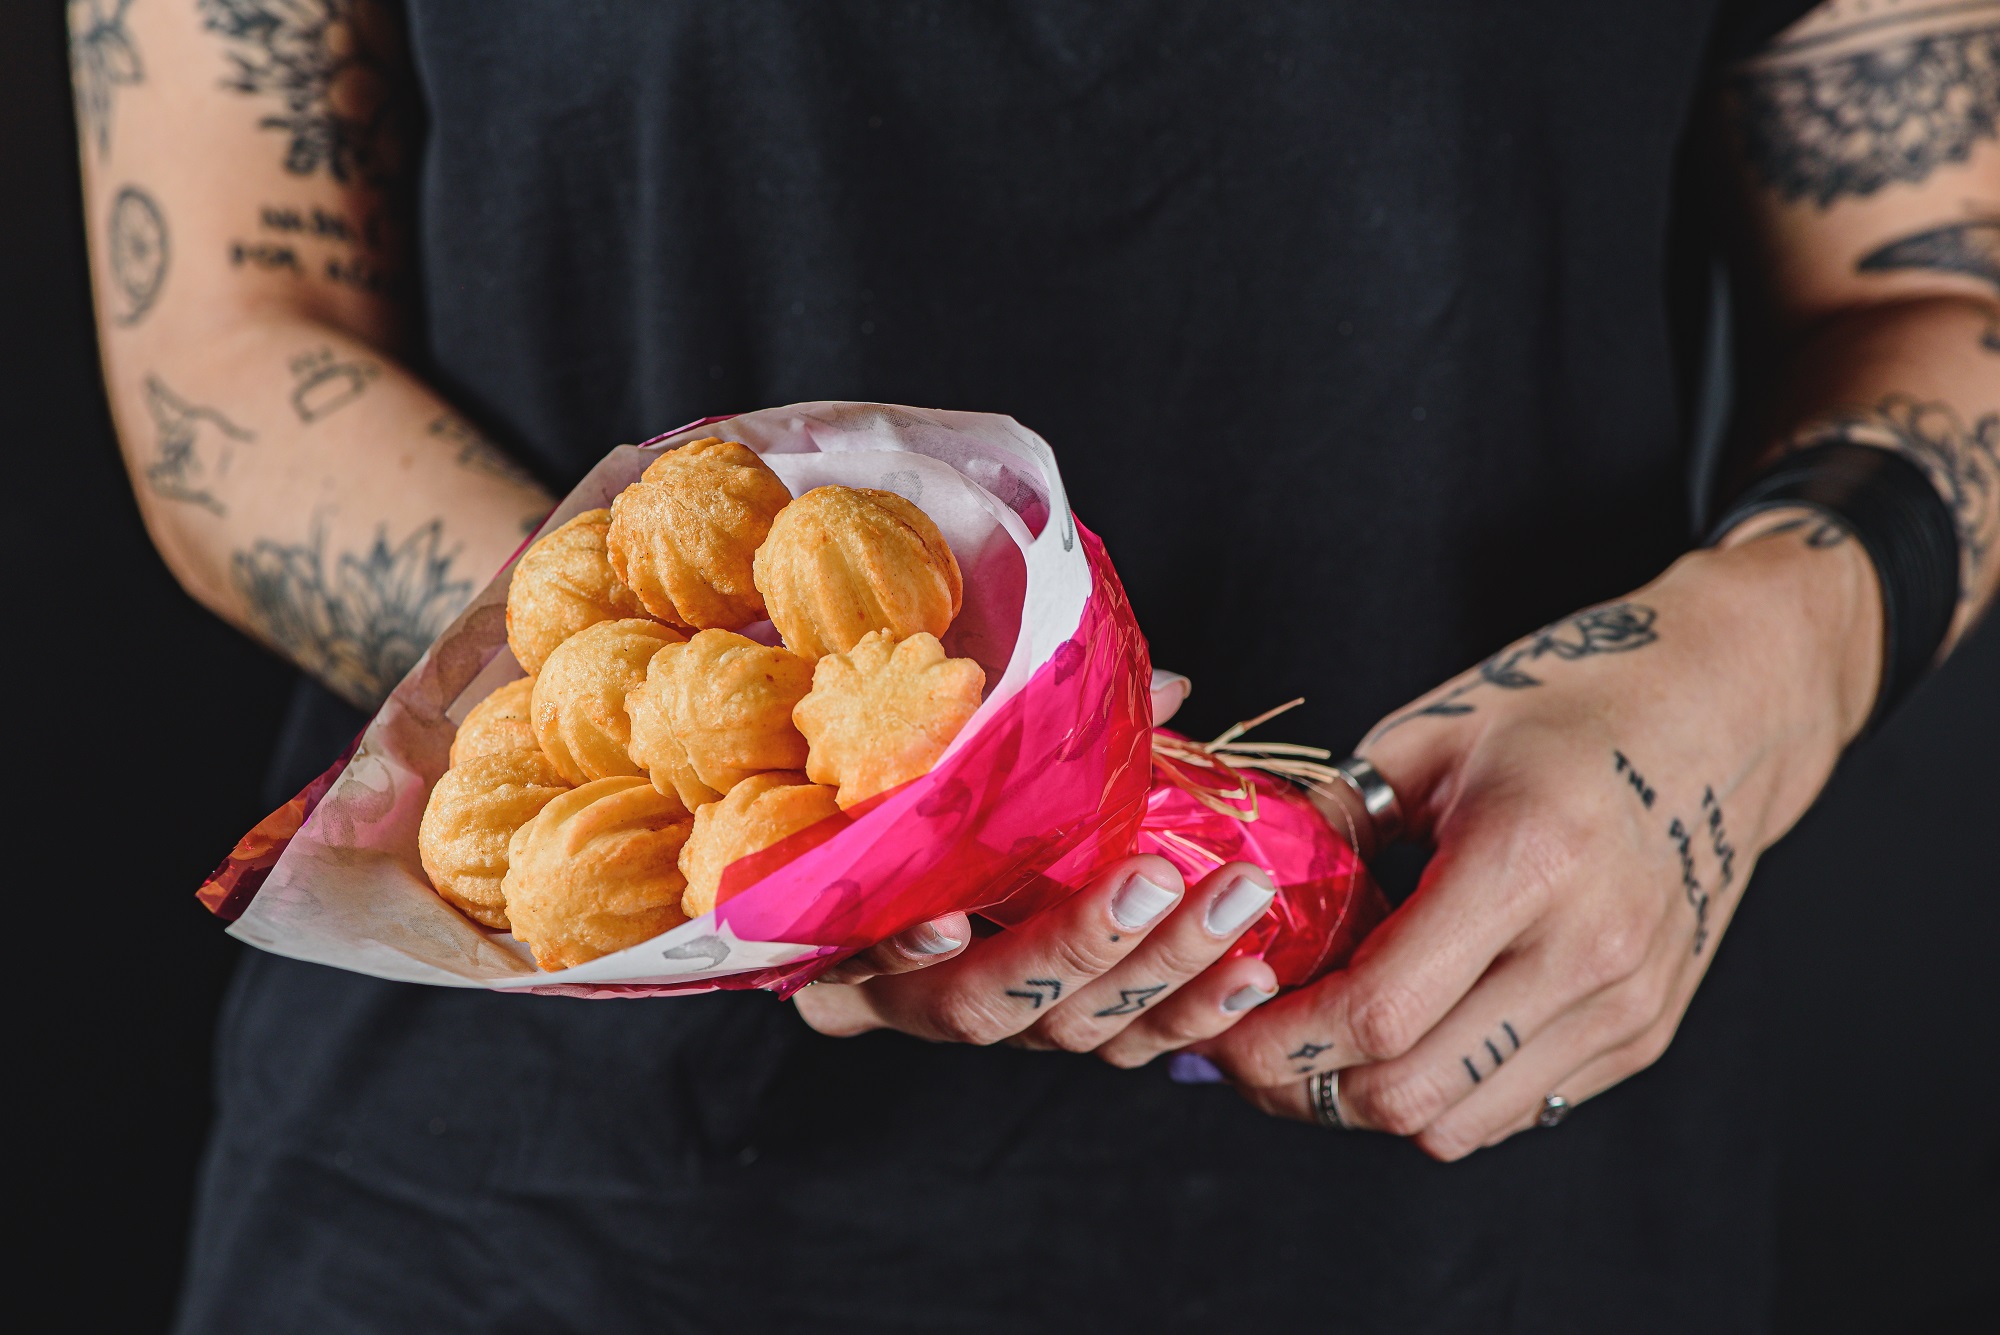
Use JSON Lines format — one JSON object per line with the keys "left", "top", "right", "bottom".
{"left": 71, "top": 1, "right": 551, "bottom": 708}
{"left": 1723, "top": 0, "right": 2000, "bottom": 637}
{"left": 1190, "top": 2, "right": 1997, "bottom": 1156}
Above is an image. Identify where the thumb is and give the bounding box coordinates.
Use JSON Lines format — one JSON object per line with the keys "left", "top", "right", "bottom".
{"left": 1150, "top": 669, "right": 1191, "bottom": 727}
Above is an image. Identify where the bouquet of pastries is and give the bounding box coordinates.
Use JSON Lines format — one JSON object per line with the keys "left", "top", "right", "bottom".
{"left": 202, "top": 404, "right": 1382, "bottom": 996}
{"left": 423, "top": 436, "right": 991, "bottom": 970}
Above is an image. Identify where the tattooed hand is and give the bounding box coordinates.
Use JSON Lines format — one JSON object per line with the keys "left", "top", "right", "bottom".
{"left": 1192, "top": 512, "right": 1887, "bottom": 1158}
{"left": 794, "top": 672, "right": 1286, "bottom": 1061}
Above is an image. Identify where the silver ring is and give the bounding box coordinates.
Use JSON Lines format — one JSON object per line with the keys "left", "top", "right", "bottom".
{"left": 1307, "top": 1068, "right": 1349, "bottom": 1130}
{"left": 1332, "top": 755, "right": 1406, "bottom": 845}
{"left": 1538, "top": 1093, "right": 1570, "bottom": 1128}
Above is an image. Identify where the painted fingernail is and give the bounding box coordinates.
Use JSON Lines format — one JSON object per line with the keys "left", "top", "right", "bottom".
{"left": 1111, "top": 874, "right": 1180, "bottom": 929}
{"left": 1168, "top": 1053, "right": 1227, "bottom": 1084}
{"left": 1204, "top": 874, "right": 1276, "bottom": 937}
{"left": 899, "top": 921, "right": 964, "bottom": 956}
{"left": 1222, "top": 983, "right": 1277, "bottom": 1013}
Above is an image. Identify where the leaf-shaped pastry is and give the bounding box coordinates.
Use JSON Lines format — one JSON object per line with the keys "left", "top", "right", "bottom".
{"left": 792, "top": 630, "right": 984, "bottom": 809}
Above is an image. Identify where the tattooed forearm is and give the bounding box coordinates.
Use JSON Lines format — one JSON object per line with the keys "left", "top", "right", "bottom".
{"left": 198, "top": 0, "right": 405, "bottom": 185}
{"left": 108, "top": 185, "right": 169, "bottom": 326}
{"left": 69, "top": 0, "right": 143, "bottom": 158}
{"left": 1371, "top": 603, "right": 1659, "bottom": 740}
{"left": 1459, "top": 1021, "right": 1521, "bottom": 1085}
{"left": 232, "top": 518, "right": 472, "bottom": 708}
{"left": 1790, "top": 394, "right": 2000, "bottom": 597}
{"left": 142, "top": 376, "right": 254, "bottom": 515}
{"left": 1857, "top": 217, "right": 2000, "bottom": 351}
{"left": 289, "top": 346, "right": 379, "bottom": 422}
{"left": 1727, "top": 10, "right": 2000, "bottom": 207}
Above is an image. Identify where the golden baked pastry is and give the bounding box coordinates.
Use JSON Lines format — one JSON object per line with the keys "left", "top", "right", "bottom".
{"left": 632, "top": 630, "right": 814, "bottom": 801}
{"left": 417, "top": 748, "right": 570, "bottom": 930}
{"left": 678, "top": 771, "right": 843, "bottom": 918}
{"left": 501, "top": 776, "right": 694, "bottom": 970}
{"left": 449, "top": 676, "right": 538, "bottom": 767}
{"left": 625, "top": 656, "right": 724, "bottom": 811}
{"left": 505, "top": 508, "right": 650, "bottom": 673}
{"left": 752, "top": 485, "right": 964, "bottom": 659}
{"left": 605, "top": 438, "right": 794, "bottom": 630}
{"left": 532, "top": 618, "right": 686, "bottom": 785}
{"left": 793, "top": 630, "right": 985, "bottom": 809}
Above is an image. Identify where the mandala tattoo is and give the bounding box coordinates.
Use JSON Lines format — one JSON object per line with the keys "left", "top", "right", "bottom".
{"left": 1795, "top": 395, "right": 2000, "bottom": 599}
{"left": 1372, "top": 603, "right": 1660, "bottom": 740}
{"left": 1857, "top": 218, "right": 2000, "bottom": 351}
{"left": 233, "top": 519, "right": 472, "bottom": 708}
{"left": 143, "top": 375, "right": 254, "bottom": 516}
{"left": 68, "top": 0, "right": 143, "bottom": 157}
{"left": 198, "top": 0, "right": 404, "bottom": 185}
{"left": 108, "top": 185, "right": 169, "bottom": 326}
{"left": 1728, "top": 23, "right": 2000, "bottom": 207}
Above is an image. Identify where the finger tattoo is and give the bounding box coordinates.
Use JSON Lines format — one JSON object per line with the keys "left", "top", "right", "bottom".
{"left": 1460, "top": 1019, "right": 1522, "bottom": 1084}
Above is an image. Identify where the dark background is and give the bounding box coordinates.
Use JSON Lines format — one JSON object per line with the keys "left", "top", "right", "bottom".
{"left": 10, "top": 4, "right": 1994, "bottom": 1330}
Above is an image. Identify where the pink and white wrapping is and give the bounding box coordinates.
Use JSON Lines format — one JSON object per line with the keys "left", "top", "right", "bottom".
{"left": 200, "top": 402, "right": 1383, "bottom": 999}
{"left": 202, "top": 404, "right": 1156, "bottom": 994}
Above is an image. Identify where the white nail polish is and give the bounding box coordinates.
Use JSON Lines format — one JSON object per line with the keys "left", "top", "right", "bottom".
{"left": 1222, "top": 984, "right": 1276, "bottom": 1013}
{"left": 1110, "top": 874, "right": 1179, "bottom": 929}
{"left": 1205, "top": 875, "right": 1275, "bottom": 937}
{"left": 902, "top": 921, "right": 963, "bottom": 955}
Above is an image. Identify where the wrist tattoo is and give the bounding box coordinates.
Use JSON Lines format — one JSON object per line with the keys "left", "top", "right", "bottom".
{"left": 1759, "top": 514, "right": 1854, "bottom": 549}
{"left": 1789, "top": 394, "right": 2000, "bottom": 599}
{"left": 1371, "top": 603, "right": 1658, "bottom": 741}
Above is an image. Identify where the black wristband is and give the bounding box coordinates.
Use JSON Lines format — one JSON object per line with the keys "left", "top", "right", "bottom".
{"left": 1705, "top": 442, "right": 1959, "bottom": 737}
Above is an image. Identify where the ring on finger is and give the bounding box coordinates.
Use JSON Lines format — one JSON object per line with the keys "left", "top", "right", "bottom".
{"left": 1537, "top": 1093, "right": 1570, "bottom": 1128}
{"left": 1329, "top": 755, "right": 1405, "bottom": 850}
{"left": 1307, "top": 1068, "right": 1352, "bottom": 1131}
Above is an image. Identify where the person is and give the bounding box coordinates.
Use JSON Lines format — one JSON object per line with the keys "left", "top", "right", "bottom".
{"left": 72, "top": 1, "right": 1996, "bottom": 1330}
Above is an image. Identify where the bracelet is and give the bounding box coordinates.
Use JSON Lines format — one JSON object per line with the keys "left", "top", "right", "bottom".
{"left": 1705, "top": 442, "right": 1959, "bottom": 737}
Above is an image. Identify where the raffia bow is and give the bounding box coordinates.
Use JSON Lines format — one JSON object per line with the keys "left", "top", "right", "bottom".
{"left": 1149, "top": 697, "right": 1343, "bottom": 823}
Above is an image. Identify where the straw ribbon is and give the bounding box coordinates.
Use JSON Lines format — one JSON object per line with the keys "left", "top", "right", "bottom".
{"left": 1150, "top": 698, "right": 1344, "bottom": 823}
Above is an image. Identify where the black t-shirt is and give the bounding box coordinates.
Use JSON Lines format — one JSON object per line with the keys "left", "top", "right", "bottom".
{"left": 180, "top": 4, "right": 1813, "bottom": 1332}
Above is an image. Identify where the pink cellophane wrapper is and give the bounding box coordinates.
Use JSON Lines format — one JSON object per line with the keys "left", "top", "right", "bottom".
{"left": 200, "top": 403, "right": 1381, "bottom": 997}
